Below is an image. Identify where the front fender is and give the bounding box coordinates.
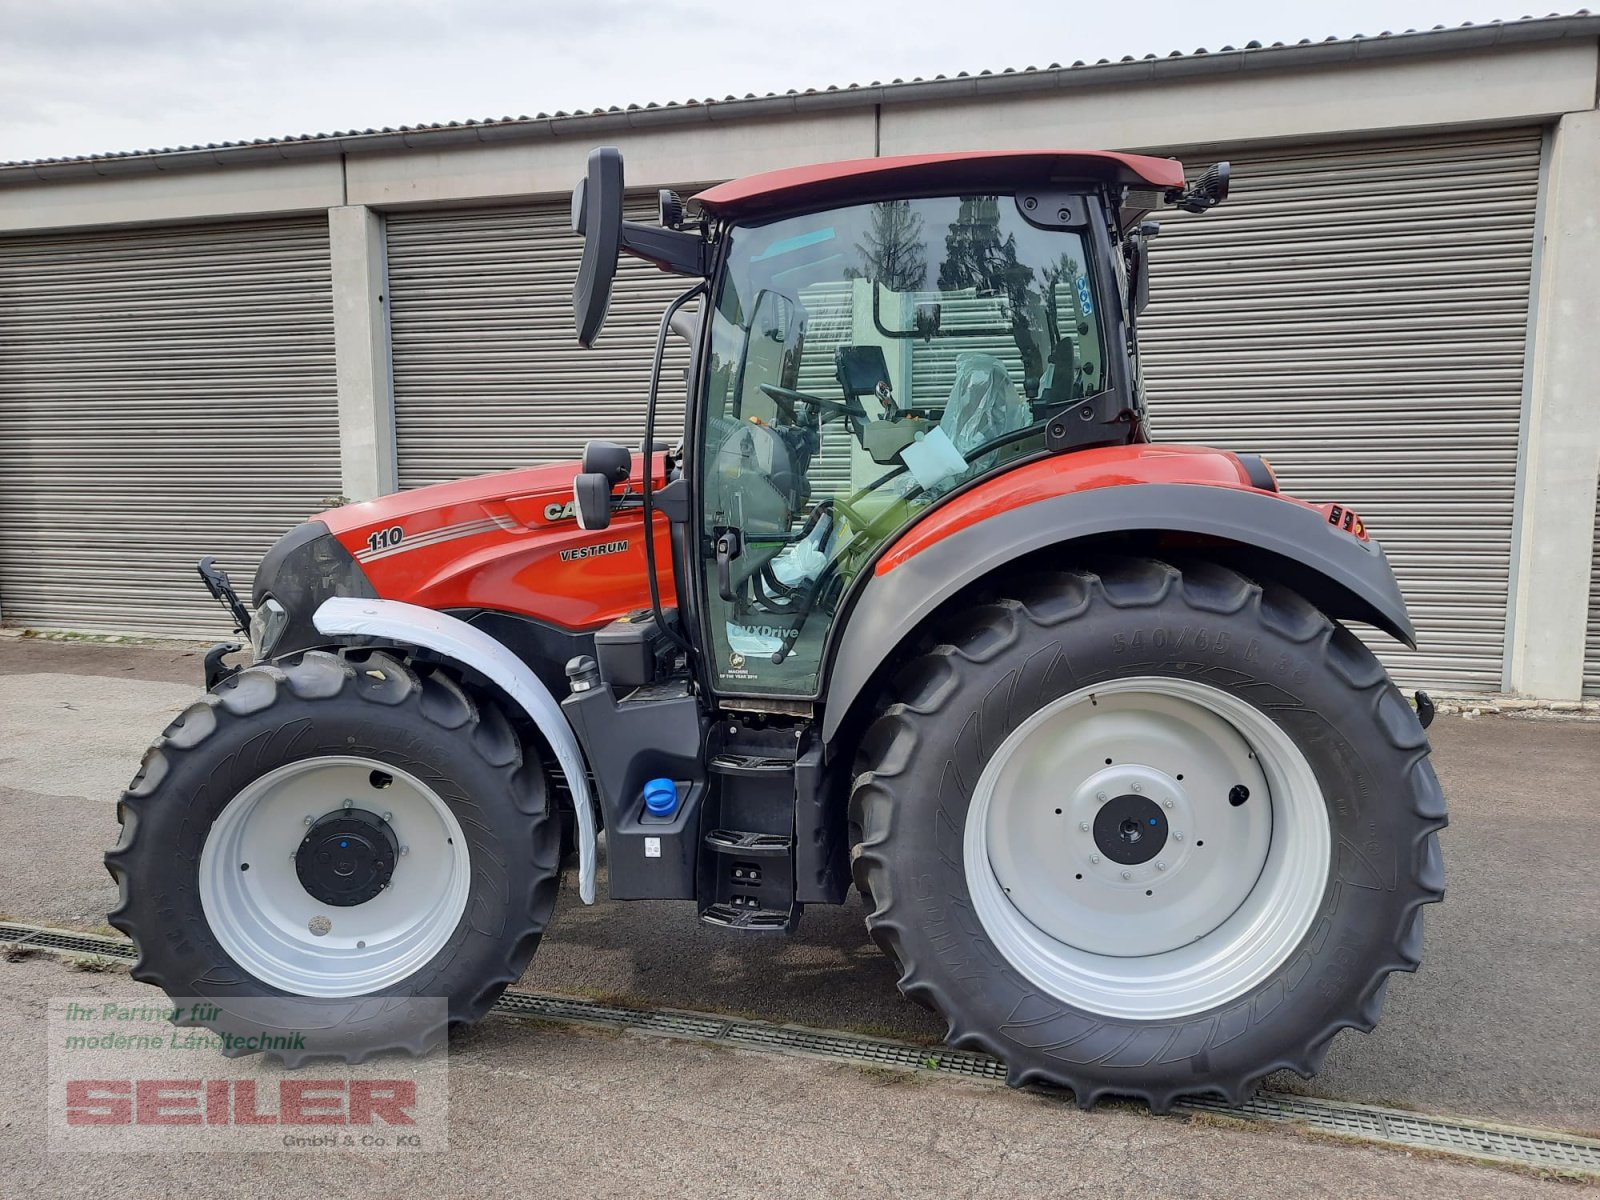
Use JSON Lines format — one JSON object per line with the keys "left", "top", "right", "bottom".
{"left": 820, "top": 482, "right": 1414, "bottom": 744}
{"left": 314, "top": 596, "right": 597, "bottom": 904}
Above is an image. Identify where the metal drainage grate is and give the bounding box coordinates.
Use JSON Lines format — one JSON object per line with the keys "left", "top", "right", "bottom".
{"left": 1177, "top": 1092, "right": 1600, "bottom": 1174}
{"left": 0, "top": 923, "right": 135, "bottom": 958}
{"left": 5, "top": 921, "right": 1597, "bottom": 1174}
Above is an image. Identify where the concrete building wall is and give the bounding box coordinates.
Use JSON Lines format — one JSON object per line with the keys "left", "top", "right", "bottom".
{"left": 1508, "top": 110, "right": 1600, "bottom": 699}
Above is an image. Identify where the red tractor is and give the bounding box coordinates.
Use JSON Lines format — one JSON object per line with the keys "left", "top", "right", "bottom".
{"left": 108, "top": 147, "right": 1445, "bottom": 1111}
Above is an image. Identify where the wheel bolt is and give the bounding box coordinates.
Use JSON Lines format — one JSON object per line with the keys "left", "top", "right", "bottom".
{"left": 400, "top": 846, "right": 409, "bottom": 857}
{"left": 1174, "top": 832, "right": 1185, "bottom": 841}
{"left": 1078, "top": 821, "right": 1090, "bottom": 832}
{"left": 343, "top": 799, "right": 353, "bottom": 811}
{"left": 303, "top": 815, "right": 314, "bottom": 826}
{"left": 1096, "top": 791, "right": 1107, "bottom": 802}
{"left": 1132, "top": 783, "right": 1143, "bottom": 793}
{"left": 1120, "top": 869, "right": 1131, "bottom": 880}
{"left": 383, "top": 812, "right": 393, "bottom": 823}
{"left": 1164, "top": 800, "right": 1174, "bottom": 809}
{"left": 1156, "top": 861, "right": 1167, "bottom": 871}
{"left": 1090, "top": 854, "right": 1102, "bottom": 864}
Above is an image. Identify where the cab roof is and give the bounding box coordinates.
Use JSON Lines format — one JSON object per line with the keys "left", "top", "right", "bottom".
{"left": 691, "top": 150, "right": 1186, "bottom": 220}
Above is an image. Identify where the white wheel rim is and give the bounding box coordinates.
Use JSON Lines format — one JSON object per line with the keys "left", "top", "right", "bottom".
{"left": 964, "top": 677, "right": 1330, "bottom": 1020}
{"left": 199, "top": 756, "right": 470, "bottom": 998}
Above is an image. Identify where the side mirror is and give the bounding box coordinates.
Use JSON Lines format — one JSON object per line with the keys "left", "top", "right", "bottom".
{"left": 1130, "top": 221, "right": 1158, "bottom": 316}
{"left": 573, "top": 472, "right": 613, "bottom": 531}
{"left": 572, "top": 147, "right": 625, "bottom": 347}
{"left": 581, "top": 439, "right": 631, "bottom": 484}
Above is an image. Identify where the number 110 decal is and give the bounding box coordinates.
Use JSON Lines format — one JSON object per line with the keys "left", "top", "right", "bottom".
{"left": 366, "top": 525, "right": 404, "bottom": 554}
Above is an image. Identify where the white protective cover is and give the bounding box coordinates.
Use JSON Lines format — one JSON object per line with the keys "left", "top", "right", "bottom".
{"left": 941, "top": 352, "right": 1030, "bottom": 454}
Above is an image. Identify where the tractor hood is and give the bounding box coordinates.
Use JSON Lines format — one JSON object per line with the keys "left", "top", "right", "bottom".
{"left": 251, "top": 456, "right": 671, "bottom": 661}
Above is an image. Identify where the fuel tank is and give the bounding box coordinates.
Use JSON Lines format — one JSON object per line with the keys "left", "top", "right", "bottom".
{"left": 317, "top": 458, "right": 670, "bottom": 631}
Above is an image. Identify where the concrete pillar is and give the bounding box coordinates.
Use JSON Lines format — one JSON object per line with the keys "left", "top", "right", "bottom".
{"left": 1507, "top": 111, "right": 1600, "bottom": 699}
{"left": 328, "top": 205, "right": 396, "bottom": 500}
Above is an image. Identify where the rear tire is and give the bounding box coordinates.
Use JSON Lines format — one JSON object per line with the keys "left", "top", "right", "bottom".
{"left": 105, "top": 648, "right": 561, "bottom": 1063}
{"left": 849, "top": 558, "right": 1446, "bottom": 1110}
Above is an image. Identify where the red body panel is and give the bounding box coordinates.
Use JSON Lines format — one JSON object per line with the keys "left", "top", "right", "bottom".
{"left": 318, "top": 458, "right": 672, "bottom": 632}
{"left": 692, "top": 150, "right": 1187, "bottom": 219}
{"left": 876, "top": 444, "right": 1307, "bottom": 576}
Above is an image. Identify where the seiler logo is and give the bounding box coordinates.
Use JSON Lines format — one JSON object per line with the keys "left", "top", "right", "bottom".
{"left": 65, "top": 1078, "right": 417, "bottom": 1127}
{"left": 49, "top": 996, "right": 448, "bottom": 1151}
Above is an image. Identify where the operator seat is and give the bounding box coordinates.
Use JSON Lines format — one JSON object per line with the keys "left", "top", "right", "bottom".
{"left": 1040, "top": 339, "right": 1081, "bottom": 408}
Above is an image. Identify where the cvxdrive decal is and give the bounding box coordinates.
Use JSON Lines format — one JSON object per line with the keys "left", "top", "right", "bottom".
{"left": 560, "top": 540, "right": 629, "bottom": 562}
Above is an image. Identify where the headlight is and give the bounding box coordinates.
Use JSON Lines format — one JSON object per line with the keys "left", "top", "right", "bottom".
{"left": 250, "top": 598, "right": 289, "bottom": 660}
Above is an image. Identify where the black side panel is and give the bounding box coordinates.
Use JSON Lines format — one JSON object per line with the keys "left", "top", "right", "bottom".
{"left": 793, "top": 735, "right": 848, "bottom": 904}
{"left": 453, "top": 609, "right": 597, "bottom": 700}
{"left": 561, "top": 680, "right": 707, "bottom": 900}
{"left": 820, "top": 482, "right": 1416, "bottom": 744}
{"left": 252, "top": 521, "right": 377, "bottom": 656}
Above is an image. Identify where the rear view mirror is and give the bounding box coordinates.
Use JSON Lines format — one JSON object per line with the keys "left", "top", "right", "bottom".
{"left": 581, "top": 439, "right": 632, "bottom": 484}
{"left": 573, "top": 472, "right": 613, "bottom": 531}
{"left": 1129, "top": 221, "right": 1158, "bottom": 317}
{"left": 572, "top": 147, "right": 624, "bottom": 347}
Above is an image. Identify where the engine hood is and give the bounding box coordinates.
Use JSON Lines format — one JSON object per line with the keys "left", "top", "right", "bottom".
{"left": 296, "top": 457, "right": 672, "bottom": 635}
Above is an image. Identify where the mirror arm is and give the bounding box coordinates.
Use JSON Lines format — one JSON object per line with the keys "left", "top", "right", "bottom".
{"left": 620, "top": 222, "right": 708, "bottom": 276}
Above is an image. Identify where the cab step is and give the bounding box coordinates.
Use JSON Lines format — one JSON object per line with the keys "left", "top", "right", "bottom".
{"left": 698, "top": 828, "right": 798, "bottom": 931}
{"left": 699, "top": 901, "right": 796, "bottom": 931}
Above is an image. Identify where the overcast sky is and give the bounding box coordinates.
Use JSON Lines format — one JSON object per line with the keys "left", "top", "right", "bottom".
{"left": 0, "top": 0, "right": 1546, "bottom": 162}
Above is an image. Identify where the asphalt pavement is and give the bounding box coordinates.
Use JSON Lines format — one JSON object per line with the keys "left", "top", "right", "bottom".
{"left": 1, "top": 632, "right": 1596, "bottom": 1151}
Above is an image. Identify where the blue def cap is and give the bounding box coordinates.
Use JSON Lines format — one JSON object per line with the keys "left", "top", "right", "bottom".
{"left": 643, "top": 777, "right": 679, "bottom": 817}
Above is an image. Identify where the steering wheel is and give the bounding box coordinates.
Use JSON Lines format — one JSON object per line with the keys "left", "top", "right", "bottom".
{"left": 759, "top": 383, "right": 860, "bottom": 423}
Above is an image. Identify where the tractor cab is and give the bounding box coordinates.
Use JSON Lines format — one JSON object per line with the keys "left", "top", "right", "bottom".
{"left": 569, "top": 148, "right": 1222, "bottom": 705}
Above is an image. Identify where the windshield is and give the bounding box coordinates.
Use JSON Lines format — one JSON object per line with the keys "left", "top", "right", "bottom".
{"left": 697, "top": 194, "right": 1108, "bottom": 697}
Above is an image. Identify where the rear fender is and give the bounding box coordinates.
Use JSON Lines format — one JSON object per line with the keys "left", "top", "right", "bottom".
{"left": 314, "top": 597, "right": 597, "bottom": 904}
{"left": 819, "top": 481, "right": 1414, "bottom": 745}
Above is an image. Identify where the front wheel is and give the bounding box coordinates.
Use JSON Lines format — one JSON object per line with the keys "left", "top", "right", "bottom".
{"left": 105, "top": 649, "right": 562, "bottom": 1062}
{"left": 849, "top": 558, "right": 1446, "bottom": 1111}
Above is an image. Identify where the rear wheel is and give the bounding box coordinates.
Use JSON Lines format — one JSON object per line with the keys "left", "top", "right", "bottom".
{"left": 849, "top": 558, "right": 1446, "bottom": 1110}
{"left": 106, "top": 648, "right": 561, "bottom": 1062}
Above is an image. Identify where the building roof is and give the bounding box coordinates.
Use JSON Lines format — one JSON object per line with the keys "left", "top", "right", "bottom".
{"left": 1, "top": 12, "right": 1595, "bottom": 184}
{"left": 692, "top": 150, "right": 1187, "bottom": 217}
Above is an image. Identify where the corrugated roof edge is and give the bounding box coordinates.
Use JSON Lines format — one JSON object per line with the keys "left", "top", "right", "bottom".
{"left": 2, "top": 12, "right": 1595, "bottom": 185}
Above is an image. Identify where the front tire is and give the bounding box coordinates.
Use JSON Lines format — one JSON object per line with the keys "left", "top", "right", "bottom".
{"left": 849, "top": 558, "right": 1446, "bottom": 1110}
{"left": 105, "top": 648, "right": 561, "bottom": 1062}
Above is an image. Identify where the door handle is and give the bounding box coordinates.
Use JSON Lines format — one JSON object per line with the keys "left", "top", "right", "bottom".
{"left": 715, "top": 529, "right": 742, "bottom": 601}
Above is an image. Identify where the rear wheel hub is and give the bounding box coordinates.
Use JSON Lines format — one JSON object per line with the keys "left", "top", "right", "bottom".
{"left": 296, "top": 809, "right": 399, "bottom": 907}
{"left": 1093, "top": 793, "right": 1168, "bottom": 865}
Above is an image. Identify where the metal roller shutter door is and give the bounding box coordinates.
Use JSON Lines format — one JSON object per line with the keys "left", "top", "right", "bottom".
{"left": 1585, "top": 486, "right": 1600, "bottom": 697}
{"left": 1141, "top": 129, "right": 1541, "bottom": 692}
{"left": 387, "top": 200, "right": 694, "bottom": 488}
{"left": 0, "top": 218, "right": 339, "bottom": 635}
